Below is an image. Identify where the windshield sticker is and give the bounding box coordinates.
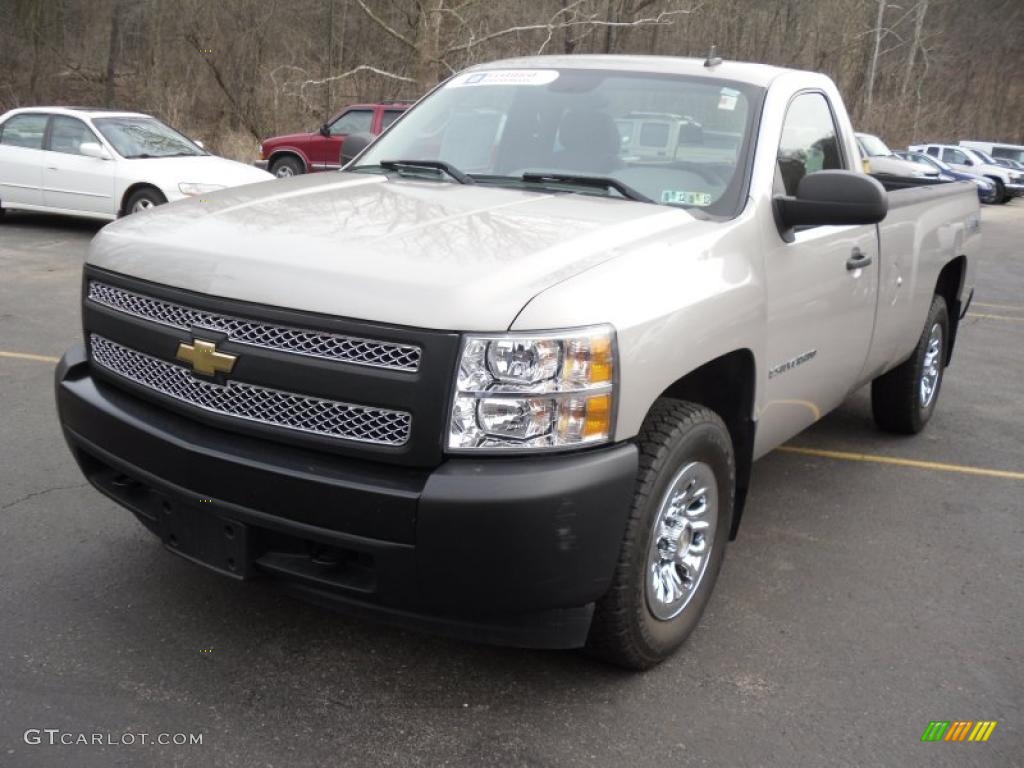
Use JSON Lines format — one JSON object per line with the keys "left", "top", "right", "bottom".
{"left": 449, "top": 69, "right": 559, "bottom": 88}
{"left": 661, "top": 190, "right": 713, "bottom": 206}
{"left": 718, "top": 87, "right": 739, "bottom": 111}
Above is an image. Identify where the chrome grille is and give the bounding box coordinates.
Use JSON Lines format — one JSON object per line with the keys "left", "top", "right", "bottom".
{"left": 90, "top": 335, "right": 411, "bottom": 446}
{"left": 87, "top": 281, "right": 421, "bottom": 372}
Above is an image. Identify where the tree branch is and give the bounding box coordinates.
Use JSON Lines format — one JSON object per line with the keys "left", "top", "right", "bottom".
{"left": 355, "top": 0, "right": 417, "bottom": 50}
{"left": 444, "top": 4, "right": 700, "bottom": 56}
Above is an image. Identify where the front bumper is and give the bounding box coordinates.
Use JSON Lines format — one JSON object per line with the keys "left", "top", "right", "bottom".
{"left": 55, "top": 344, "right": 637, "bottom": 648}
{"left": 1005, "top": 182, "right": 1024, "bottom": 197}
{"left": 253, "top": 160, "right": 269, "bottom": 171}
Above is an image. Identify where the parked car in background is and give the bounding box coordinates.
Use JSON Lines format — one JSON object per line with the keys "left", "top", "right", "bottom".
{"left": 909, "top": 142, "right": 1024, "bottom": 202}
{"left": 257, "top": 101, "right": 411, "bottom": 177}
{"left": 856, "top": 132, "right": 937, "bottom": 177}
{"left": 893, "top": 150, "right": 999, "bottom": 204}
{"left": 959, "top": 140, "right": 1024, "bottom": 165}
{"left": 991, "top": 157, "right": 1024, "bottom": 173}
{"left": 0, "top": 107, "right": 272, "bottom": 220}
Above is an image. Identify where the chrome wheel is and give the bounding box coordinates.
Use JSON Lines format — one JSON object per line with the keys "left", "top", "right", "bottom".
{"left": 646, "top": 461, "right": 718, "bottom": 621}
{"left": 131, "top": 198, "right": 156, "bottom": 213}
{"left": 919, "top": 322, "right": 943, "bottom": 408}
{"left": 274, "top": 164, "right": 295, "bottom": 178}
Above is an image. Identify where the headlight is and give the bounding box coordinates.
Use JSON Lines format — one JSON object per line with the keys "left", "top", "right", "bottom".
{"left": 178, "top": 182, "right": 225, "bottom": 196}
{"left": 448, "top": 325, "right": 616, "bottom": 452}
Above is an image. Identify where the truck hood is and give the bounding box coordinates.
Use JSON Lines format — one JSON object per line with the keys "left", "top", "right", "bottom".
{"left": 88, "top": 172, "right": 703, "bottom": 330}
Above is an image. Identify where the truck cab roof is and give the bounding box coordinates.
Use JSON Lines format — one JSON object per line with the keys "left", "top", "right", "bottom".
{"left": 468, "top": 54, "right": 796, "bottom": 88}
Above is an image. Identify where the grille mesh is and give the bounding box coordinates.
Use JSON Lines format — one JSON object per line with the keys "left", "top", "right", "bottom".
{"left": 87, "top": 281, "right": 421, "bottom": 372}
{"left": 90, "top": 335, "right": 411, "bottom": 446}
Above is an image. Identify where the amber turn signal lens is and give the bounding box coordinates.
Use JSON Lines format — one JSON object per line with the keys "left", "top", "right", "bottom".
{"left": 582, "top": 393, "right": 612, "bottom": 439}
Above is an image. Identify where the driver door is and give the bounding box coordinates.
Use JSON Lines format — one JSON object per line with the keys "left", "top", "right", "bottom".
{"left": 42, "top": 116, "right": 115, "bottom": 215}
{"left": 757, "top": 91, "right": 879, "bottom": 453}
{"left": 314, "top": 108, "right": 374, "bottom": 169}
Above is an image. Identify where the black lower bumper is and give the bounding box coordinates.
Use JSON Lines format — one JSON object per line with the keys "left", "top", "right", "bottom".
{"left": 55, "top": 344, "right": 638, "bottom": 648}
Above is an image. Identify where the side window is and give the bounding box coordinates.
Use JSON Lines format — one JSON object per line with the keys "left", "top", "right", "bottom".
{"left": 776, "top": 93, "right": 844, "bottom": 196}
{"left": 329, "top": 110, "right": 373, "bottom": 136}
{"left": 0, "top": 114, "right": 48, "bottom": 150}
{"left": 49, "top": 116, "right": 99, "bottom": 156}
{"left": 380, "top": 110, "right": 404, "bottom": 130}
{"left": 943, "top": 148, "right": 968, "bottom": 165}
{"left": 926, "top": 146, "right": 940, "bottom": 157}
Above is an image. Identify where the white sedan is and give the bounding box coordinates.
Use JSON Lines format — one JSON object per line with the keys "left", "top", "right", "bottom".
{"left": 0, "top": 107, "right": 273, "bottom": 220}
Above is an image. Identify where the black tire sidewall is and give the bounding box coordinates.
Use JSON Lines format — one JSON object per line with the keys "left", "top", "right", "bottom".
{"left": 631, "top": 419, "right": 735, "bottom": 658}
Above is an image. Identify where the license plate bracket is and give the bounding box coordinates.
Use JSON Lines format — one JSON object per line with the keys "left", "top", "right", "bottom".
{"left": 158, "top": 498, "right": 252, "bottom": 579}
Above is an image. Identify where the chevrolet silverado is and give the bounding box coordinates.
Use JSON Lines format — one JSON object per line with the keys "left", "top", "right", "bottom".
{"left": 55, "top": 55, "right": 980, "bottom": 669}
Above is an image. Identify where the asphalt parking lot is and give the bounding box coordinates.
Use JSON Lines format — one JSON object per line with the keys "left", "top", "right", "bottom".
{"left": 1, "top": 203, "right": 1021, "bottom": 768}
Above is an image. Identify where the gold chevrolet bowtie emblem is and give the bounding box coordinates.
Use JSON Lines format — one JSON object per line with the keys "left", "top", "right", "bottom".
{"left": 176, "top": 339, "right": 237, "bottom": 377}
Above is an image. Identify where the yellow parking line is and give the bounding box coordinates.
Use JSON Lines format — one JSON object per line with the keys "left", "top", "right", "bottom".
{"left": 972, "top": 301, "right": 1024, "bottom": 311}
{"left": 0, "top": 350, "right": 60, "bottom": 364}
{"left": 966, "top": 313, "right": 1024, "bottom": 322}
{"left": 777, "top": 446, "right": 1024, "bottom": 481}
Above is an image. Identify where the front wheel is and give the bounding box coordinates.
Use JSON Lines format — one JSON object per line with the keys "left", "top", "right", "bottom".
{"left": 586, "top": 400, "right": 735, "bottom": 670}
{"left": 125, "top": 187, "right": 167, "bottom": 215}
{"left": 871, "top": 294, "right": 949, "bottom": 434}
{"left": 990, "top": 179, "right": 1010, "bottom": 204}
{"left": 270, "top": 155, "right": 304, "bottom": 178}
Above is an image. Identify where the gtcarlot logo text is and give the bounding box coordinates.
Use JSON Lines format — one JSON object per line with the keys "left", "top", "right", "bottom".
{"left": 24, "top": 729, "right": 203, "bottom": 746}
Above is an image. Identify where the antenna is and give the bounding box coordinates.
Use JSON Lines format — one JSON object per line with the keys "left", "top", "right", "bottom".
{"left": 704, "top": 45, "right": 722, "bottom": 68}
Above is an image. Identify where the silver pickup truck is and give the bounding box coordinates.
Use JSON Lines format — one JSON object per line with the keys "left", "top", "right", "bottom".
{"left": 55, "top": 55, "right": 979, "bottom": 669}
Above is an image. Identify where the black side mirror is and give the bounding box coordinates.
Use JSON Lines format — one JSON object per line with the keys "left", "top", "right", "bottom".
{"left": 340, "top": 133, "right": 372, "bottom": 166}
{"left": 318, "top": 123, "right": 330, "bottom": 137}
{"left": 775, "top": 170, "right": 888, "bottom": 235}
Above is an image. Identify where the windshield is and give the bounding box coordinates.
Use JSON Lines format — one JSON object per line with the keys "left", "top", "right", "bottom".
{"left": 857, "top": 134, "right": 892, "bottom": 157}
{"left": 966, "top": 148, "right": 996, "bottom": 164}
{"left": 93, "top": 117, "right": 205, "bottom": 159}
{"left": 353, "top": 68, "right": 763, "bottom": 216}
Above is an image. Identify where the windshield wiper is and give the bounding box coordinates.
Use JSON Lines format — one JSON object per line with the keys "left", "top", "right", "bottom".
{"left": 519, "top": 171, "right": 653, "bottom": 203}
{"left": 379, "top": 159, "right": 475, "bottom": 185}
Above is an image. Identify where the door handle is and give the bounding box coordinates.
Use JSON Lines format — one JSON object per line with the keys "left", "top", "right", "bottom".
{"left": 46, "top": 166, "right": 58, "bottom": 171}
{"left": 846, "top": 248, "right": 873, "bottom": 271}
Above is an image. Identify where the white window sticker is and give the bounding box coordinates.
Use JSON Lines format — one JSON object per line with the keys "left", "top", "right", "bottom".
{"left": 448, "top": 69, "right": 560, "bottom": 88}
{"left": 661, "top": 190, "right": 713, "bottom": 206}
{"left": 718, "top": 87, "right": 739, "bottom": 111}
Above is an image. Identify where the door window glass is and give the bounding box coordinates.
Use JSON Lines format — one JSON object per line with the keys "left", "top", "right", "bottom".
{"left": 329, "top": 110, "right": 373, "bottom": 136}
{"left": 0, "top": 114, "right": 48, "bottom": 149}
{"left": 49, "top": 116, "right": 100, "bottom": 155}
{"left": 380, "top": 110, "right": 404, "bottom": 130}
{"left": 776, "top": 93, "right": 844, "bottom": 196}
{"left": 942, "top": 148, "right": 969, "bottom": 164}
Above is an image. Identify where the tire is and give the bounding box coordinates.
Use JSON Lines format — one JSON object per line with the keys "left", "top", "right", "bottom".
{"left": 586, "top": 399, "right": 735, "bottom": 670}
{"left": 989, "top": 178, "right": 1009, "bottom": 204}
{"left": 270, "top": 155, "right": 304, "bottom": 178}
{"left": 124, "top": 187, "right": 167, "bottom": 215}
{"left": 871, "top": 295, "right": 949, "bottom": 434}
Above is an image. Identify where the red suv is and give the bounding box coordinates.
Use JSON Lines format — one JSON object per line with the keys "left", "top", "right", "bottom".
{"left": 257, "top": 102, "right": 410, "bottom": 177}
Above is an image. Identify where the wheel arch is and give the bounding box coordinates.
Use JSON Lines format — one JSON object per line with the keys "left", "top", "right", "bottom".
{"left": 656, "top": 349, "right": 757, "bottom": 540}
{"left": 267, "top": 149, "right": 308, "bottom": 173}
{"left": 934, "top": 255, "right": 967, "bottom": 365}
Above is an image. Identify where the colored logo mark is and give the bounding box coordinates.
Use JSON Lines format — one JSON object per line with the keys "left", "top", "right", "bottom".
{"left": 921, "top": 721, "right": 997, "bottom": 742}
